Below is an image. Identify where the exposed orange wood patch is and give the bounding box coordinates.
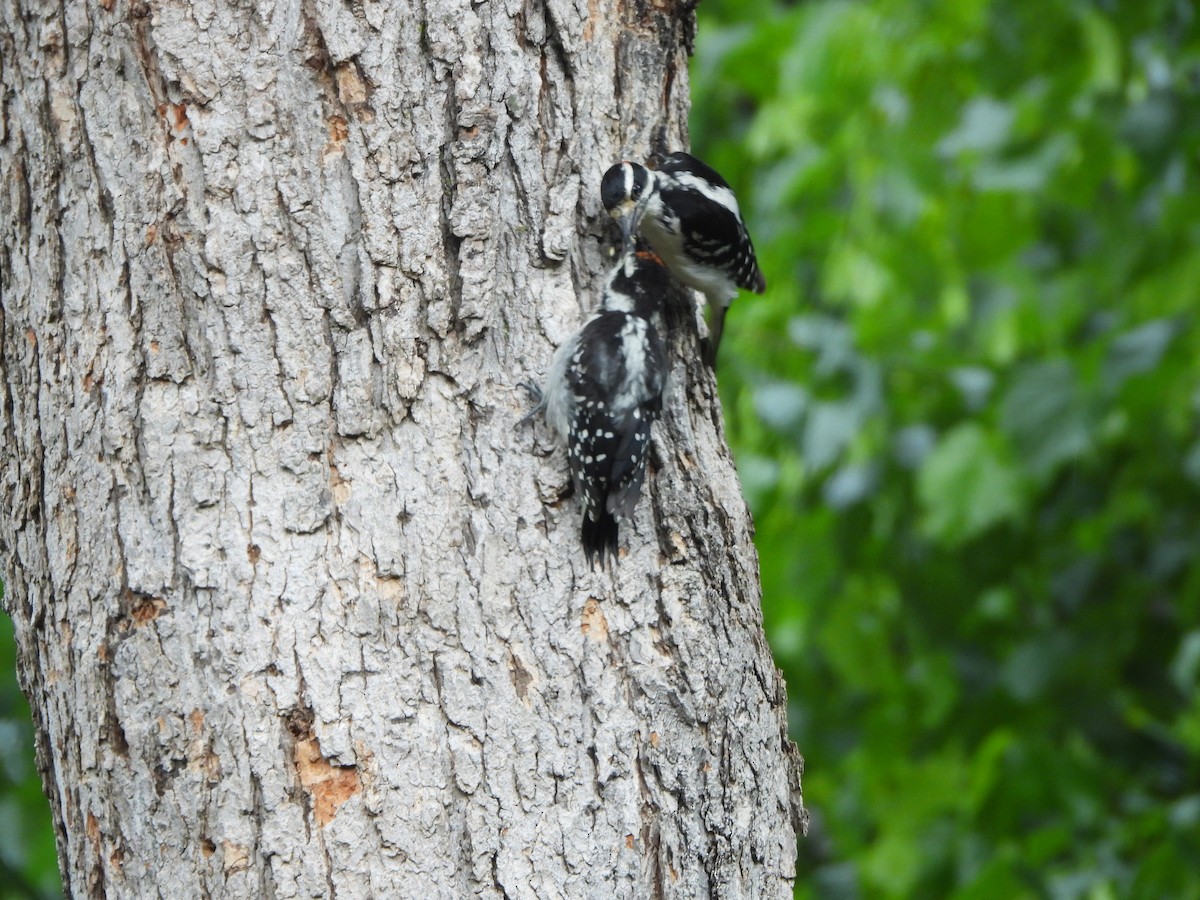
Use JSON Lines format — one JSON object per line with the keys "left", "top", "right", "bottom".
{"left": 221, "top": 840, "right": 250, "bottom": 874}
{"left": 328, "top": 115, "right": 348, "bottom": 145}
{"left": 130, "top": 595, "right": 166, "bottom": 625}
{"left": 581, "top": 597, "right": 609, "bottom": 642}
{"left": 335, "top": 63, "right": 368, "bottom": 107}
{"left": 323, "top": 116, "right": 350, "bottom": 163}
{"left": 583, "top": 0, "right": 599, "bottom": 40}
{"left": 294, "top": 736, "right": 361, "bottom": 826}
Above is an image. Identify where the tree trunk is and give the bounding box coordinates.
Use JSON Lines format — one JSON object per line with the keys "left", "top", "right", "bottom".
{"left": 0, "top": 0, "right": 804, "bottom": 895}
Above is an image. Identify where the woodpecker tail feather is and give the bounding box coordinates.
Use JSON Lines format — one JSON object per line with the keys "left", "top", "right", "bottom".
{"left": 581, "top": 509, "right": 619, "bottom": 570}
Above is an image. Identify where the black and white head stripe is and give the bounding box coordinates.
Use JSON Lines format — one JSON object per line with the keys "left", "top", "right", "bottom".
{"left": 600, "top": 161, "right": 654, "bottom": 214}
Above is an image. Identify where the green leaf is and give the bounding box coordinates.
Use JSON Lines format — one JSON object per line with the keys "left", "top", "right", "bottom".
{"left": 999, "top": 359, "right": 1091, "bottom": 477}
{"left": 917, "top": 424, "right": 1026, "bottom": 545}
{"left": 1105, "top": 318, "right": 1176, "bottom": 389}
{"left": 751, "top": 381, "right": 808, "bottom": 431}
{"left": 938, "top": 97, "right": 1015, "bottom": 157}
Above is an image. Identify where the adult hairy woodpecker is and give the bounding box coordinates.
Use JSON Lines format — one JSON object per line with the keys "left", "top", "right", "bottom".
{"left": 600, "top": 152, "right": 766, "bottom": 363}
{"left": 529, "top": 250, "right": 671, "bottom": 568}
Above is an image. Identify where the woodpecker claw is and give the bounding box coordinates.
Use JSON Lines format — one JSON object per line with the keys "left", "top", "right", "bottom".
{"left": 517, "top": 381, "right": 544, "bottom": 426}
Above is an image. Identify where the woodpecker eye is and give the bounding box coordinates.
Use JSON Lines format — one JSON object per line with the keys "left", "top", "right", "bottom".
{"left": 628, "top": 165, "right": 650, "bottom": 202}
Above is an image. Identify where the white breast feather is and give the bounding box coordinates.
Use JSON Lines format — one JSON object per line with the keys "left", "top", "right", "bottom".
{"left": 614, "top": 317, "right": 648, "bottom": 415}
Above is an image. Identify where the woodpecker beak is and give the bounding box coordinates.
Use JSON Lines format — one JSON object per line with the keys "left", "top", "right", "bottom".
{"left": 615, "top": 203, "right": 638, "bottom": 257}
{"left": 616, "top": 195, "right": 651, "bottom": 258}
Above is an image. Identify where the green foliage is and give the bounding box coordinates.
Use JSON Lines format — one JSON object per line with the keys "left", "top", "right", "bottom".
{"left": 0, "top": 595, "right": 61, "bottom": 900}
{"left": 692, "top": 0, "right": 1200, "bottom": 896}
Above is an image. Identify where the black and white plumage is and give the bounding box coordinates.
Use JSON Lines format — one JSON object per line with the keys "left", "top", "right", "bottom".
{"left": 535, "top": 250, "right": 671, "bottom": 567}
{"left": 601, "top": 152, "right": 765, "bottom": 363}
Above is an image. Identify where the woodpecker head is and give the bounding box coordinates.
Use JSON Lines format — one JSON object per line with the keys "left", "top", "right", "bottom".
{"left": 601, "top": 161, "right": 655, "bottom": 257}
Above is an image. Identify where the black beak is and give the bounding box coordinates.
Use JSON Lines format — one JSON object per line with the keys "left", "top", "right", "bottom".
{"left": 617, "top": 194, "right": 651, "bottom": 257}
{"left": 617, "top": 209, "right": 637, "bottom": 258}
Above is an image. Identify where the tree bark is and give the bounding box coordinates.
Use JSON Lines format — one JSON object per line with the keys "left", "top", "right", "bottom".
{"left": 0, "top": 0, "right": 804, "bottom": 895}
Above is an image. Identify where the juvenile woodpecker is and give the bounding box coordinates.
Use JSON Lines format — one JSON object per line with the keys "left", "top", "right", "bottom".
{"left": 600, "top": 152, "right": 765, "bottom": 363}
{"left": 530, "top": 250, "right": 671, "bottom": 568}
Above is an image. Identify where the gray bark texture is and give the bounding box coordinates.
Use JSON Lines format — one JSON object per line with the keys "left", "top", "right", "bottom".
{"left": 0, "top": 0, "right": 805, "bottom": 895}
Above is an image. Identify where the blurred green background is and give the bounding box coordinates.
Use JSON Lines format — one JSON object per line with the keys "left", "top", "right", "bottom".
{"left": 0, "top": 590, "right": 60, "bottom": 900}
{"left": 692, "top": 0, "right": 1200, "bottom": 896}
{"left": 4, "top": 0, "right": 1200, "bottom": 896}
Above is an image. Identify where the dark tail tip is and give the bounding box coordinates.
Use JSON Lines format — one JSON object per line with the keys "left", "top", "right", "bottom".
{"left": 581, "top": 510, "right": 619, "bottom": 570}
{"left": 754, "top": 268, "right": 767, "bottom": 294}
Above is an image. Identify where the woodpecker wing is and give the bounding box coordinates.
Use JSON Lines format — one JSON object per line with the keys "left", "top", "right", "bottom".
{"left": 604, "top": 403, "right": 657, "bottom": 520}
{"left": 656, "top": 152, "right": 733, "bottom": 190}
{"left": 655, "top": 153, "right": 766, "bottom": 295}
